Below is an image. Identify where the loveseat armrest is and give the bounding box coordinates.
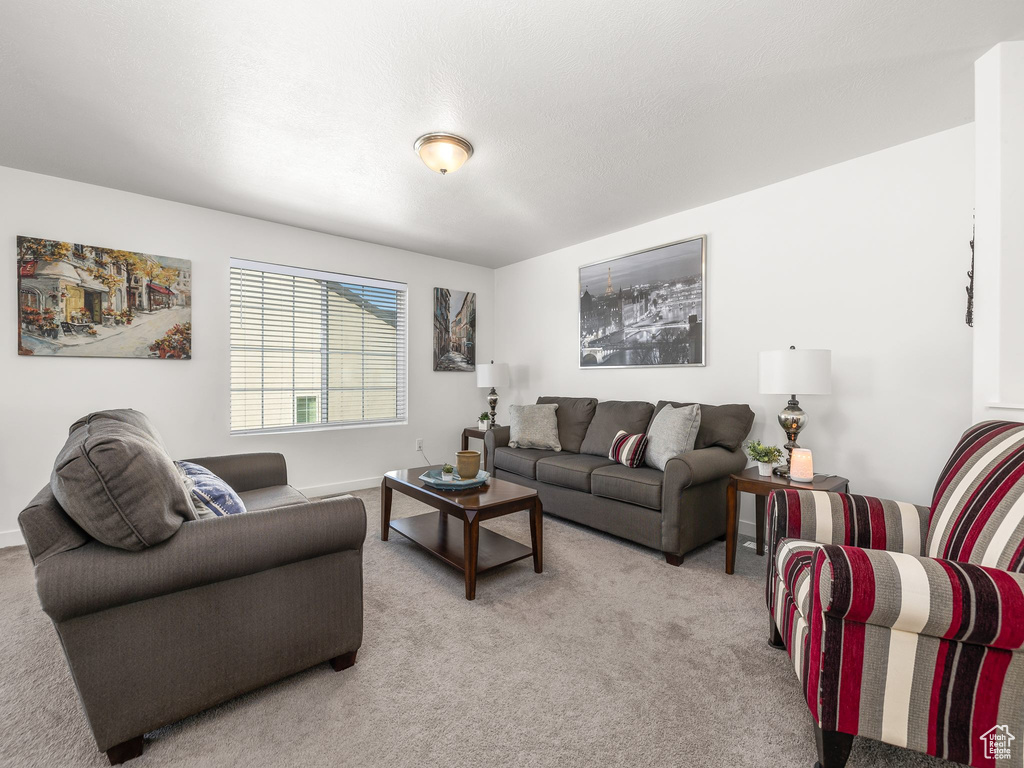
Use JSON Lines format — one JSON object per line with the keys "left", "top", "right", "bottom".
{"left": 815, "top": 545, "right": 1024, "bottom": 652}
{"left": 182, "top": 452, "right": 287, "bottom": 492}
{"left": 663, "top": 446, "right": 746, "bottom": 504}
{"left": 36, "top": 495, "right": 366, "bottom": 623}
{"left": 484, "top": 426, "right": 511, "bottom": 472}
{"left": 767, "top": 489, "right": 929, "bottom": 556}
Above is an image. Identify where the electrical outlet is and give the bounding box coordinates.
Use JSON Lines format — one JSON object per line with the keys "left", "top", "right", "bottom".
{"left": 415, "top": 438, "right": 424, "bottom": 452}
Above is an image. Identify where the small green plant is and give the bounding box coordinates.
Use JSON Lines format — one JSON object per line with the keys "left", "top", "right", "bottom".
{"left": 479, "top": 413, "right": 490, "bottom": 421}
{"left": 745, "top": 440, "right": 784, "bottom": 465}
{"left": 442, "top": 463, "right": 455, "bottom": 474}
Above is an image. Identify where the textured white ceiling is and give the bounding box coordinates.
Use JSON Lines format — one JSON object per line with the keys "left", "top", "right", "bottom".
{"left": 1, "top": 1, "right": 1022, "bottom": 267}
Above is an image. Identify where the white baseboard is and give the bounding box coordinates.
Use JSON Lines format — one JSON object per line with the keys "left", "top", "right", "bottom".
{"left": 0, "top": 528, "right": 25, "bottom": 549}
{"left": 738, "top": 518, "right": 756, "bottom": 538}
{"left": 302, "top": 476, "right": 382, "bottom": 499}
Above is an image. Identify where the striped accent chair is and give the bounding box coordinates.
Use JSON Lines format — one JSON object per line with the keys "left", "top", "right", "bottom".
{"left": 766, "top": 421, "right": 1024, "bottom": 768}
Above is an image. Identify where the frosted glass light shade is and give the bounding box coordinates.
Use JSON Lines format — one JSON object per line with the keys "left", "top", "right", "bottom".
{"left": 790, "top": 448, "right": 814, "bottom": 482}
{"left": 414, "top": 133, "right": 473, "bottom": 175}
{"left": 759, "top": 349, "right": 831, "bottom": 395}
{"left": 476, "top": 363, "right": 509, "bottom": 388}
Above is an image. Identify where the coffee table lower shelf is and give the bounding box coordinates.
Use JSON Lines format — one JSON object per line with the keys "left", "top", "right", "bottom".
{"left": 389, "top": 511, "right": 533, "bottom": 573}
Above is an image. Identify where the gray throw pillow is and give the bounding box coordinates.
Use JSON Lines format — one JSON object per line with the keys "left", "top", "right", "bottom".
{"left": 645, "top": 404, "right": 702, "bottom": 471}
{"left": 51, "top": 420, "right": 195, "bottom": 551}
{"left": 508, "top": 404, "right": 562, "bottom": 451}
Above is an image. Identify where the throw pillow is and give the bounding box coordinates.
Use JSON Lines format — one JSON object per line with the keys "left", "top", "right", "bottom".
{"left": 175, "top": 461, "right": 248, "bottom": 519}
{"left": 508, "top": 404, "right": 562, "bottom": 451}
{"left": 608, "top": 430, "right": 648, "bottom": 468}
{"left": 645, "top": 404, "right": 701, "bottom": 471}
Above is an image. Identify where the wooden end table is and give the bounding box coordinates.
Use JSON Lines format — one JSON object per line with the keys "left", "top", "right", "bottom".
{"left": 461, "top": 426, "right": 489, "bottom": 469}
{"left": 725, "top": 468, "right": 849, "bottom": 574}
{"left": 380, "top": 467, "right": 542, "bottom": 600}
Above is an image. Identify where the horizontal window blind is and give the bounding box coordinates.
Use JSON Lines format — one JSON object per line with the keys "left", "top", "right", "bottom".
{"left": 230, "top": 258, "right": 407, "bottom": 434}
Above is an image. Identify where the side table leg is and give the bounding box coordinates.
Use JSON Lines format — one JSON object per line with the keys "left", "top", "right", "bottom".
{"left": 725, "top": 481, "right": 738, "bottom": 575}
{"left": 461, "top": 432, "right": 469, "bottom": 451}
{"left": 756, "top": 495, "right": 766, "bottom": 556}
{"left": 529, "top": 497, "right": 543, "bottom": 573}
{"left": 380, "top": 479, "right": 392, "bottom": 541}
{"left": 464, "top": 516, "right": 480, "bottom": 600}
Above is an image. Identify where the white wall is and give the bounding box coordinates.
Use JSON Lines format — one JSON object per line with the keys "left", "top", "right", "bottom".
{"left": 0, "top": 165, "right": 494, "bottom": 545}
{"left": 495, "top": 126, "right": 975, "bottom": 533}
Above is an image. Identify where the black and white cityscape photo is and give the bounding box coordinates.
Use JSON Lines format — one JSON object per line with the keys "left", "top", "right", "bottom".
{"left": 579, "top": 236, "right": 705, "bottom": 367}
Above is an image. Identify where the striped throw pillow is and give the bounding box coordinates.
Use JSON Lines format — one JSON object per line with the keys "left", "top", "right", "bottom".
{"left": 609, "top": 430, "right": 648, "bottom": 468}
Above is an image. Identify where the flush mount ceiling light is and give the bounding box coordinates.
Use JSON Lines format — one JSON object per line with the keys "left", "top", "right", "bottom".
{"left": 414, "top": 133, "right": 473, "bottom": 175}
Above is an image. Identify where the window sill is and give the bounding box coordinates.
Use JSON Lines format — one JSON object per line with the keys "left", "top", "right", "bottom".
{"left": 231, "top": 420, "right": 408, "bottom": 437}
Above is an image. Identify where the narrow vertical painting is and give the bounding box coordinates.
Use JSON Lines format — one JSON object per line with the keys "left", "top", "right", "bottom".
{"left": 17, "top": 236, "right": 192, "bottom": 358}
{"left": 433, "top": 287, "right": 476, "bottom": 371}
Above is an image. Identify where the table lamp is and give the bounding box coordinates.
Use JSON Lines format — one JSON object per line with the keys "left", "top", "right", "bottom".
{"left": 476, "top": 361, "right": 510, "bottom": 427}
{"left": 758, "top": 346, "right": 831, "bottom": 477}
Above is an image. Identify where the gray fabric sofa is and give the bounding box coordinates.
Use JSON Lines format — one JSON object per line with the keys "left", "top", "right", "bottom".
{"left": 18, "top": 410, "right": 366, "bottom": 764}
{"left": 485, "top": 397, "right": 753, "bottom": 564}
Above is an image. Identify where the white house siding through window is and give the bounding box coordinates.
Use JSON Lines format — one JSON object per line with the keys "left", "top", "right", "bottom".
{"left": 229, "top": 258, "right": 408, "bottom": 434}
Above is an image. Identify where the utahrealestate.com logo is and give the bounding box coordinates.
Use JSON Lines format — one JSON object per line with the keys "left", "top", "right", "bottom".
{"left": 980, "top": 725, "right": 1016, "bottom": 761}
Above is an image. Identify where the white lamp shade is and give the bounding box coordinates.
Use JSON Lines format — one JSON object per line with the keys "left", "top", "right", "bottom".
{"left": 759, "top": 349, "right": 831, "bottom": 395}
{"left": 476, "top": 363, "right": 509, "bottom": 389}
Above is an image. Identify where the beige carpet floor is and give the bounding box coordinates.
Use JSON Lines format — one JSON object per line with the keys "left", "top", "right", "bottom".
{"left": 0, "top": 488, "right": 953, "bottom": 768}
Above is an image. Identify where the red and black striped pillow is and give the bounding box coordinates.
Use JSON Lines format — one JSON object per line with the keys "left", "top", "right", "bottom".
{"left": 608, "top": 430, "right": 648, "bottom": 468}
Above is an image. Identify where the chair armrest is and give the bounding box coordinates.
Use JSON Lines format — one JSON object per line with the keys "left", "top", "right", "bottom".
{"left": 182, "top": 452, "right": 287, "bottom": 492}
{"left": 815, "top": 545, "right": 1024, "bottom": 652}
{"left": 663, "top": 447, "right": 746, "bottom": 501}
{"left": 35, "top": 495, "right": 366, "bottom": 623}
{"left": 767, "top": 489, "right": 928, "bottom": 555}
{"left": 484, "top": 426, "right": 511, "bottom": 471}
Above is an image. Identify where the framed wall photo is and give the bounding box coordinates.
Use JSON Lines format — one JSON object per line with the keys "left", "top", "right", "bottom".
{"left": 433, "top": 287, "right": 476, "bottom": 371}
{"left": 17, "top": 235, "right": 192, "bottom": 359}
{"left": 579, "top": 235, "right": 705, "bottom": 368}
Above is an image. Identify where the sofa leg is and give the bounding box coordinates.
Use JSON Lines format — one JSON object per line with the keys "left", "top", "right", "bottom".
{"left": 768, "top": 617, "right": 785, "bottom": 649}
{"left": 664, "top": 553, "right": 684, "bottom": 566}
{"left": 106, "top": 736, "right": 144, "bottom": 765}
{"left": 716, "top": 533, "right": 727, "bottom": 542}
{"left": 330, "top": 650, "right": 358, "bottom": 671}
{"left": 813, "top": 722, "right": 854, "bottom": 768}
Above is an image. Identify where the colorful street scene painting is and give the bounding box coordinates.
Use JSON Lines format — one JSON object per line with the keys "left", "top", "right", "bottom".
{"left": 17, "top": 236, "right": 192, "bottom": 359}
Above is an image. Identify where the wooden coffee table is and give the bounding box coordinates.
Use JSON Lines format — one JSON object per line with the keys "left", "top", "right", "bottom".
{"left": 380, "top": 467, "right": 542, "bottom": 600}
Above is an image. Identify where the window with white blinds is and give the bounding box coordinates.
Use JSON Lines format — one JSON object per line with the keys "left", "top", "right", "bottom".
{"left": 230, "top": 258, "right": 407, "bottom": 434}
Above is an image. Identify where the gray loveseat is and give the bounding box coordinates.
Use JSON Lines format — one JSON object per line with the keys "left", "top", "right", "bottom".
{"left": 485, "top": 397, "right": 753, "bottom": 564}
{"left": 18, "top": 410, "right": 366, "bottom": 764}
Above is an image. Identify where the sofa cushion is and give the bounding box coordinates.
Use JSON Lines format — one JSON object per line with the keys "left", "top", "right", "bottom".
{"left": 508, "top": 403, "right": 562, "bottom": 451}
{"left": 580, "top": 400, "right": 655, "bottom": 457}
{"left": 493, "top": 446, "right": 562, "bottom": 480}
{"left": 654, "top": 401, "right": 754, "bottom": 451}
{"left": 591, "top": 465, "right": 664, "bottom": 510}
{"left": 536, "top": 396, "right": 598, "bottom": 453}
{"left": 69, "top": 408, "right": 166, "bottom": 448}
{"left": 238, "top": 485, "right": 309, "bottom": 512}
{"left": 536, "top": 454, "right": 616, "bottom": 492}
{"left": 645, "top": 404, "right": 701, "bottom": 471}
{"left": 50, "top": 420, "right": 195, "bottom": 551}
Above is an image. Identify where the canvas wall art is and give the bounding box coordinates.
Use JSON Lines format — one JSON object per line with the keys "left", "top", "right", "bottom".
{"left": 17, "top": 235, "right": 192, "bottom": 359}
{"left": 433, "top": 287, "right": 476, "bottom": 371}
{"left": 579, "top": 235, "right": 705, "bottom": 367}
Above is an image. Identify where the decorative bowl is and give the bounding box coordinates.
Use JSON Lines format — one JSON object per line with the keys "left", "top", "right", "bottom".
{"left": 419, "top": 468, "right": 490, "bottom": 490}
